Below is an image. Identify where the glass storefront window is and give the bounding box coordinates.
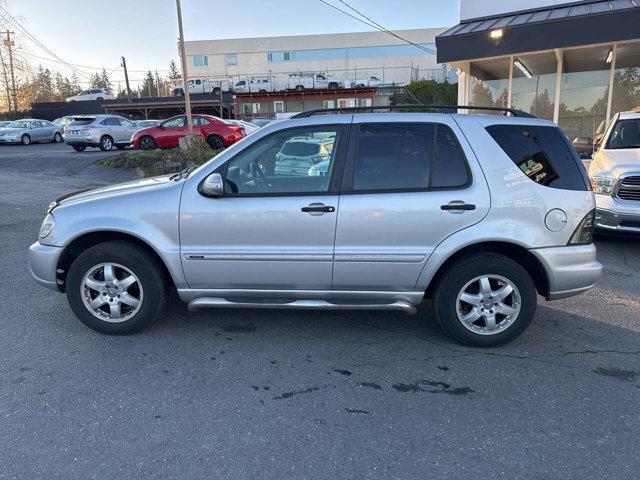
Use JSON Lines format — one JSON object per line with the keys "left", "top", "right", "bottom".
{"left": 558, "top": 45, "right": 612, "bottom": 141}
{"left": 469, "top": 57, "right": 509, "bottom": 111}
{"left": 611, "top": 41, "right": 640, "bottom": 115}
{"left": 511, "top": 52, "right": 557, "bottom": 119}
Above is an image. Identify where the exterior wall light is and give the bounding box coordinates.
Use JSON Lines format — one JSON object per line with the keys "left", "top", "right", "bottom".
{"left": 489, "top": 29, "right": 504, "bottom": 40}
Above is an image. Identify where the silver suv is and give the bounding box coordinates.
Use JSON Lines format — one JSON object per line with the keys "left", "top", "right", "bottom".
{"left": 64, "top": 115, "right": 138, "bottom": 151}
{"left": 588, "top": 111, "right": 640, "bottom": 233}
{"left": 29, "top": 107, "right": 602, "bottom": 347}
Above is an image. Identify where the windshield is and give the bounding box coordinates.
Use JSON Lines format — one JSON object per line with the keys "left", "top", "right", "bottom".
{"left": 7, "top": 121, "right": 31, "bottom": 128}
{"left": 606, "top": 119, "right": 640, "bottom": 149}
{"left": 280, "top": 141, "right": 320, "bottom": 156}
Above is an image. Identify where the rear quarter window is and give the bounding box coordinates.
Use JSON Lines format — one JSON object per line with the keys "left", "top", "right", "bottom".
{"left": 485, "top": 124, "right": 589, "bottom": 191}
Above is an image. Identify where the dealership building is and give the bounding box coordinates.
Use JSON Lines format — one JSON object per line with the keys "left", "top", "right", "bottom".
{"left": 436, "top": 0, "right": 640, "bottom": 140}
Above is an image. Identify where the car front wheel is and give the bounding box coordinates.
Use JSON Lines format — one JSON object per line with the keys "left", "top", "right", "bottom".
{"left": 53, "top": 132, "right": 63, "bottom": 143}
{"left": 65, "top": 241, "right": 167, "bottom": 334}
{"left": 21, "top": 134, "right": 31, "bottom": 145}
{"left": 139, "top": 136, "right": 156, "bottom": 150}
{"left": 432, "top": 253, "right": 537, "bottom": 347}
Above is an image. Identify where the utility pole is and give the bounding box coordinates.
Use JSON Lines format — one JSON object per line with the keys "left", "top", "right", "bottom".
{"left": 4, "top": 31, "right": 17, "bottom": 113}
{"left": 155, "top": 70, "right": 161, "bottom": 97}
{"left": 121, "top": 56, "right": 132, "bottom": 103}
{"left": 0, "top": 47, "right": 12, "bottom": 114}
{"left": 176, "top": 0, "right": 193, "bottom": 134}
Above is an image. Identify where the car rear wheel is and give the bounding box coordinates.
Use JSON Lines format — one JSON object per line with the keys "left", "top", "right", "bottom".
{"left": 53, "top": 132, "right": 63, "bottom": 143}
{"left": 72, "top": 144, "right": 86, "bottom": 152}
{"left": 432, "top": 253, "right": 537, "bottom": 347}
{"left": 99, "top": 135, "right": 113, "bottom": 151}
{"left": 66, "top": 241, "right": 167, "bottom": 335}
{"left": 139, "top": 136, "right": 156, "bottom": 150}
{"left": 206, "top": 135, "right": 224, "bottom": 149}
{"left": 21, "top": 134, "right": 31, "bottom": 146}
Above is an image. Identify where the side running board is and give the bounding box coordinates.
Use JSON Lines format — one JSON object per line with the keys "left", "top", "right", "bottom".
{"left": 187, "top": 297, "right": 417, "bottom": 314}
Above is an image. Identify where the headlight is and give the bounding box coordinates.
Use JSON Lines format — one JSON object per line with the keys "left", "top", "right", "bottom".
{"left": 589, "top": 175, "right": 616, "bottom": 195}
{"left": 39, "top": 213, "right": 55, "bottom": 238}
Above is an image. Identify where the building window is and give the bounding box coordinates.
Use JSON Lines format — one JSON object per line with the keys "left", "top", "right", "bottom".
{"left": 242, "top": 104, "right": 251, "bottom": 116}
{"left": 358, "top": 98, "right": 372, "bottom": 107}
{"left": 225, "top": 53, "right": 237, "bottom": 66}
{"left": 511, "top": 51, "right": 557, "bottom": 121}
{"left": 192, "top": 55, "right": 208, "bottom": 67}
{"left": 267, "top": 52, "right": 273, "bottom": 62}
{"left": 252, "top": 103, "right": 261, "bottom": 115}
{"left": 612, "top": 41, "right": 640, "bottom": 117}
{"left": 469, "top": 57, "right": 510, "bottom": 110}
{"left": 322, "top": 100, "right": 335, "bottom": 108}
{"left": 274, "top": 101, "right": 284, "bottom": 113}
{"left": 283, "top": 51, "right": 294, "bottom": 61}
{"left": 338, "top": 98, "right": 356, "bottom": 108}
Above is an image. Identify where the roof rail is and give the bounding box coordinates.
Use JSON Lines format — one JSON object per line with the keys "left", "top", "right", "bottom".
{"left": 291, "top": 104, "right": 536, "bottom": 119}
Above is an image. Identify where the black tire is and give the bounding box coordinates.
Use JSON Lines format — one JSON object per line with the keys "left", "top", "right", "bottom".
{"left": 96, "top": 97, "right": 104, "bottom": 101}
{"left": 21, "top": 134, "right": 31, "bottom": 146}
{"left": 99, "top": 135, "right": 113, "bottom": 151}
{"left": 432, "top": 253, "right": 537, "bottom": 347}
{"left": 66, "top": 241, "right": 167, "bottom": 335}
{"left": 206, "top": 135, "right": 224, "bottom": 149}
{"left": 295, "top": 85, "right": 304, "bottom": 91}
{"left": 115, "top": 144, "right": 126, "bottom": 150}
{"left": 53, "top": 132, "right": 63, "bottom": 143}
{"left": 72, "top": 144, "right": 86, "bottom": 152}
{"left": 139, "top": 136, "right": 156, "bottom": 150}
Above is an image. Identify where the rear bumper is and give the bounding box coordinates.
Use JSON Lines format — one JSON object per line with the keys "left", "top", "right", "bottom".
{"left": 29, "top": 242, "right": 63, "bottom": 291}
{"left": 529, "top": 244, "right": 602, "bottom": 300}
{"left": 594, "top": 193, "right": 640, "bottom": 233}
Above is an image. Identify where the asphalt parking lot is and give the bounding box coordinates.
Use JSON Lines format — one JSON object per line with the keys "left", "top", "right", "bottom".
{"left": 1, "top": 143, "right": 639, "bottom": 479}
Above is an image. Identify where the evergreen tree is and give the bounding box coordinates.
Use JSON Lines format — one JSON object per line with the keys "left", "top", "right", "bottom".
{"left": 140, "top": 71, "right": 157, "bottom": 97}
{"left": 168, "top": 60, "right": 180, "bottom": 80}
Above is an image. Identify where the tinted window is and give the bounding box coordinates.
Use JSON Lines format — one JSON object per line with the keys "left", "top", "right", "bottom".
{"left": 486, "top": 124, "right": 588, "bottom": 191}
{"left": 69, "top": 117, "right": 95, "bottom": 126}
{"left": 101, "top": 117, "right": 120, "bottom": 126}
{"left": 606, "top": 119, "right": 640, "bottom": 149}
{"left": 432, "top": 125, "right": 469, "bottom": 188}
{"left": 225, "top": 126, "right": 341, "bottom": 194}
{"left": 353, "top": 123, "right": 432, "bottom": 191}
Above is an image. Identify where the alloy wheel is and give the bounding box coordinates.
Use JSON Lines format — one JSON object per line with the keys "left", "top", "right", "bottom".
{"left": 456, "top": 274, "right": 521, "bottom": 335}
{"left": 80, "top": 262, "right": 144, "bottom": 323}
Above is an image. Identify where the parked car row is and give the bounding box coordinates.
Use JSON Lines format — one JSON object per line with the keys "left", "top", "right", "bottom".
{"left": 172, "top": 73, "right": 384, "bottom": 96}
{"left": 0, "top": 119, "right": 63, "bottom": 145}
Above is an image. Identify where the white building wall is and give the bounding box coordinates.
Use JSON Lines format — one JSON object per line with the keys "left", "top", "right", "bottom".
{"left": 184, "top": 28, "right": 450, "bottom": 86}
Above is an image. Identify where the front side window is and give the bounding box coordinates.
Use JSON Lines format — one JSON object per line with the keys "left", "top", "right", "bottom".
{"left": 225, "top": 53, "right": 237, "bottom": 65}
{"left": 352, "top": 123, "right": 469, "bottom": 191}
{"left": 192, "top": 55, "right": 208, "bottom": 67}
{"left": 486, "top": 124, "right": 588, "bottom": 191}
{"left": 606, "top": 119, "right": 640, "bottom": 149}
{"left": 162, "top": 116, "right": 186, "bottom": 128}
{"left": 224, "top": 126, "right": 342, "bottom": 195}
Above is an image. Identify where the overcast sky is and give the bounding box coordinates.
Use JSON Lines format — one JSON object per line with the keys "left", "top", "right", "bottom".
{"left": 5, "top": 0, "right": 459, "bottom": 88}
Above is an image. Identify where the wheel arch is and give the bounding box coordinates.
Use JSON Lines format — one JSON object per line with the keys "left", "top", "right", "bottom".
{"left": 56, "top": 231, "right": 176, "bottom": 293}
{"left": 424, "top": 241, "right": 550, "bottom": 300}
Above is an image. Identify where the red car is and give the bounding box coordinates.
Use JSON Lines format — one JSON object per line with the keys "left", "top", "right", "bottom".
{"left": 131, "top": 114, "right": 245, "bottom": 150}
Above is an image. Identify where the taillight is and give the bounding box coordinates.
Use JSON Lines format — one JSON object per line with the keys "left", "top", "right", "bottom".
{"left": 568, "top": 209, "right": 595, "bottom": 245}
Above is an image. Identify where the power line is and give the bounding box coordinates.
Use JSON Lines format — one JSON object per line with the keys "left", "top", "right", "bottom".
{"left": 318, "top": 0, "right": 436, "bottom": 55}
{"left": 0, "top": 5, "right": 92, "bottom": 79}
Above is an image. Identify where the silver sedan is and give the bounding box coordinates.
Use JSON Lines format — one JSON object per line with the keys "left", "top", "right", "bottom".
{"left": 0, "top": 119, "right": 63, "bottom": 145}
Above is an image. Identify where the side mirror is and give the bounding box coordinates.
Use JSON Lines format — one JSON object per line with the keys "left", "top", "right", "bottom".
{"left": 200, "top": 173, "right": 224, "bottom": 197}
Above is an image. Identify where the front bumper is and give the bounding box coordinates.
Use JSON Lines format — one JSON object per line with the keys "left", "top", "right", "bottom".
{"left": 29, "top": 242, "right": 64, "bottom": 291}
{"left": 0, "top": 136, "right": 22, "bottom": 143}
{"left": 594, "top": 194, "right": 640, "bottom": 233}
{"left": 529, "top": 244, "right": 602, "bottom": 300}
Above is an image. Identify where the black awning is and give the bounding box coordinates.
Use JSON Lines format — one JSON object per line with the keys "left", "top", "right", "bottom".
{"left": 436, "top": 0, "right": 640, "bottom": 63}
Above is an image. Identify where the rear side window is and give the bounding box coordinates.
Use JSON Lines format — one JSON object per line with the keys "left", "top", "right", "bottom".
{"left": 352, "top": 123, "right": 469, "bottom": 191}
{"left": 486, "top": 124, "right": 589, "bottom": 191}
